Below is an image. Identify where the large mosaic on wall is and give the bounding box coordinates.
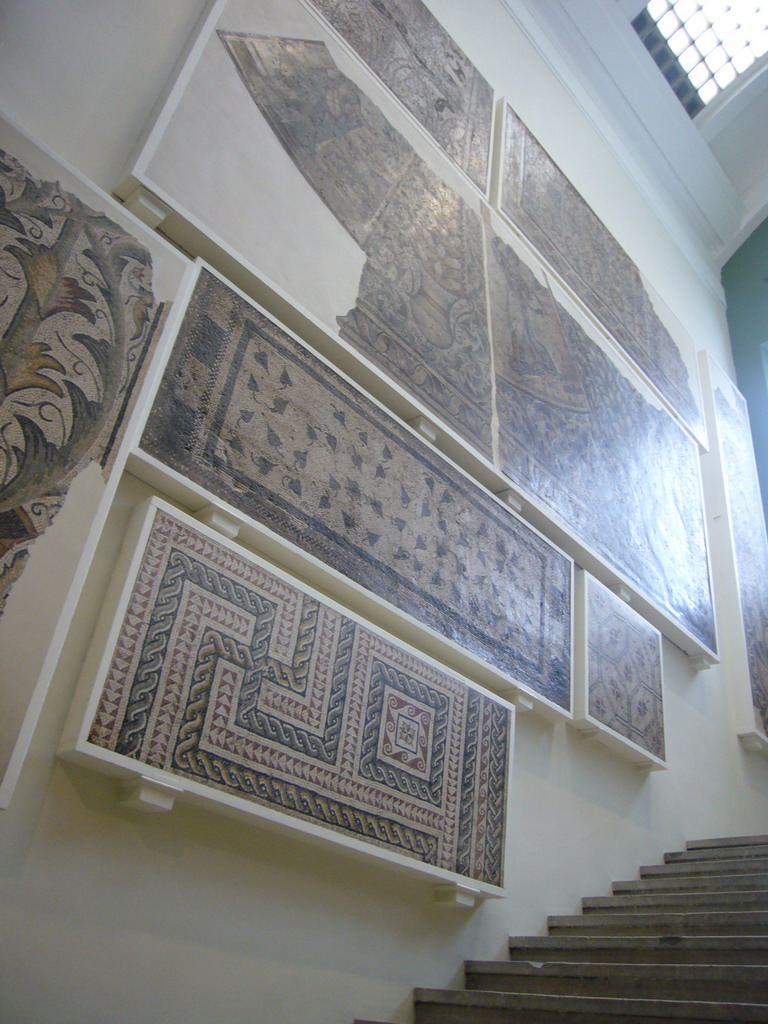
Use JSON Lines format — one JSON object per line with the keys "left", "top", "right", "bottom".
{"left": 86, "top": 502, "right": 511, "bottom": 886}
{"left": 126, "top": 2, "right": 714, "bottom": 662}
{"left": 0, "top": 148, "right": 163, "bottom": 612}
{"left": 711, "top": 371, "right": 768, "bottom": 734}
{"left": 220, "top": 32, "right": 493, "bottom": 457}
{"left": 307, "top": 0, "right": 493, "bottom": 190}
{"left": 141, "top": 269, "right": 572, "bottom": 710}
{"left": 499, "top": 105, "right": 702, "bottom": 439}
{"left": 581, "top": 572, "right": 664, "bottom": 761}
{"left": 487, "top": 236, "right": 715, "bottom": 655}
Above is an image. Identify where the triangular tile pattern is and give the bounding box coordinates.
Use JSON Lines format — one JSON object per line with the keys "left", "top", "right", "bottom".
{"left": 357, "top": 835, "right": 768, "bottom": 1023}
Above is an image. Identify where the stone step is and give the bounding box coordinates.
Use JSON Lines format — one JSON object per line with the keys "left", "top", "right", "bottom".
{"left": 687, "top": 836, "right": 768, "bottom": 851}
{"left": 414, "top": 988, "right": 768, "bottom": 1023}
{"left": 665, "top": 845, "right": 768, "bottom": 865}
{"left": 507, "top": 935, "right": 768, "bottom": 965}
{"left": 583, "top": 890, "right": 768, "bottom": 914}
{"left": 641, "top": 857, "right": 768, "bottom": 878}
{"left": 464, "top": 960, "right": 768, "bottom": 1003}
{"left": 547, "top": 909, "right": 768, "bottom": 936}
{"left": 613, "top": 872, "right": 768, "bottom": 895}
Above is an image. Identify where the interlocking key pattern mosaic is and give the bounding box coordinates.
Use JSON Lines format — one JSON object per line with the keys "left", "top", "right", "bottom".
{"left": 88, "top": 506, "right": 511, "bottom": 885}
{"left": 586, "top": 575, "right": 664, "bottom": 760}
{"left": 308, "top": 0, "right": 493, "bottom": 191}
{"left": 141, "top": 269, "right": 572, "bottom": 709}
{"left": 713, "top": 377, "right": 768, "bottom": 734}
{"left": 487, "top": 236, "right": 715, "bottom": 655}
{"left": 501, "top": 106, "right": 702, "bottom": 439}
{"left": 0, "top": 148, "right": 162, "bottom": 612}
{"left": 219, "top": 33, "right": 493, "bottom": 457}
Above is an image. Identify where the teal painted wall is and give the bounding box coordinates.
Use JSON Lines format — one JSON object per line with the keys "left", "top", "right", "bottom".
{"left": 722, "top": 216, "right": 768, "bottom": 526}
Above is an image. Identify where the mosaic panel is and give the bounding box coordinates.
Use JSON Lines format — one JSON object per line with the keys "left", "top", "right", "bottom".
{"left": 220, "top": 33, "right": 493, "bottom": 457}
{"left": 487, "top": 236, "right": 714, "bottom": 654}
{"left": 713, "top": 376, "right": 768, "bottom": 734}
{"left": 0, "top": 148, "right": 163, "bottom": 612}
{"left": 87, "top": 505, "right": 511, "bottom": 885}
{"left": 500, "top": 105, "right": 702, "bottom": 438}
{"left": 308, "top": 0, "right": 493, "bottom": 190}
{"left": 141, "top": 269, "right": 572, "bottom": 709}
{"left": 585, "top": 574, "right": 664, "bottom": 759}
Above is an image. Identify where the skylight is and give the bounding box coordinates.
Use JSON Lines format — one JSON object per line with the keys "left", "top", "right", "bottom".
{"left": 633, "top": 1, "right": 768, "bottom": 116}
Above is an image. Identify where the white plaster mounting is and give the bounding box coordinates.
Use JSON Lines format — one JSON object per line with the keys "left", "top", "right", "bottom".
{"left": 119, "top": 775, "right": 183, "bottom": 813}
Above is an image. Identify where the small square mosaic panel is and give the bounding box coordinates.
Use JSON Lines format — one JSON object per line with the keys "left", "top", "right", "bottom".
{"left": 84, "top": 500, "right": 512, "bottom": 886}
{"left": 580, "top": 572, "right": 665, "bottom": 761}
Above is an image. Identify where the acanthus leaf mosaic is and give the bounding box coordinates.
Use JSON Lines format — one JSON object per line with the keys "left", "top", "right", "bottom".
{"left": 0, "top": 147, "right": 163, "bottom": 613}
{"left": 85, "top": 502, "right": 511, "bottom": 886}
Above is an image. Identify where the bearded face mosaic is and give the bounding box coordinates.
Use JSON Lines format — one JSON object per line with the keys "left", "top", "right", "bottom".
{"left": 500, "top": 106, "right": 702, "bottom": 438}
{"left": 307, "top": 0, "right": 493, "bottom": 191}
{"left": 585, "top": 574, "right": 664, "bottom": 760}
{"left": 87, "top": 504, "right": 511, "bottom": 885}
{"left": 0, "top": 148, "right": 162, "bottom": 611}
{"left": 141, "top": 269, "right": 572, "bottom": 709}
{"left": 712, "top": 376, "right": 768, "bottom": 734}
{"left": 487, "top": 236, "right": 715, "bottom": 655}
{"left": 219, "top": 33, "right": 493, "bottom": 457}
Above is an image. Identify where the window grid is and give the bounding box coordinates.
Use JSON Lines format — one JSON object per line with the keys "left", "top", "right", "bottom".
{"left": 633, "top": 1, "right": 768, "bottom": 116}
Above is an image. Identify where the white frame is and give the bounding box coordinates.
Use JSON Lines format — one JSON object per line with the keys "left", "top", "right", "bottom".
{"left": 59, "top": 494, "right": 515, "bottom": 903}
{"left": 571, "top": 569, "right": 667, "bottom": 772}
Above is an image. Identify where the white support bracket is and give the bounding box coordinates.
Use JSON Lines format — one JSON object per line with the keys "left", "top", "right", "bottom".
{"left": 739, "top": 730, "right": 768, "bottom": 758}
{"left": 495, "top": 488, "right": 524, "bottom": 515}
{"left": 688, "top": 651, "right": 716, "bottom": 671}
{"left": 608, "top": 581, "right": 633, "bottom": 605}
{"left": 432, "top": 883, "right": 483, "bottom": 908}
{"left": 408, "top": 415, "right": 440, "bottom": 444}
{"left": 196, "top": 503, "right": 242, "bottom": 540}
{"left": 121, "top": 185, "right": 172, "bottom": 230}
{"left": 119, "top": 775, "right": 183, "bottom": 813}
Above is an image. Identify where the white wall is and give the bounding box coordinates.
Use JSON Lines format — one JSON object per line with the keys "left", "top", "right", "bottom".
{"left": 1, "top": 2, "right": 767, "bottom": 1023}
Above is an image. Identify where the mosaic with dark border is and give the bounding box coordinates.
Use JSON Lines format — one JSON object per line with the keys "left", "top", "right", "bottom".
{"left": 142, "top": 269, "right": 572, "bottom": 708}
{"left": 88, "top": 505, "right": 511, "bottom": 884}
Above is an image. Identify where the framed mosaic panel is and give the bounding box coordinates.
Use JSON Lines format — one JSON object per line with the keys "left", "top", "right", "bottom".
{"left": 138, "top": 264, "right": 573, "bottom": 715}
{"left": 0, "top": 117, "right": 190, "bottom": 808}
{"left": 498, "top": 103, "right": 704, "bottom": 442}
{"left": 486, "top": 236, "right": 715, "bottom": 660}
{"left": 118, "top": 0, "right": 495, "bottom": 458}
{"left": 572, "top": 570, "right": 665, "bottom": 770}
{"left": 60, "top": 497, "right": 513, "bottom": 893}
{"left": 699, "top": 354, "right": 768, "bottom": 753}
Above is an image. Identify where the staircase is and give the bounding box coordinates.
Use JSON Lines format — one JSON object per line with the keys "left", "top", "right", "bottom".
{"left": 359, "top": 834, "right": 768, "bottom": 1023}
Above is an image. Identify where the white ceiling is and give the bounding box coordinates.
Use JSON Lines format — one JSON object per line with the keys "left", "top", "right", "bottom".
{"left": 501, "top": 0, "right": 768, "bottom": 268}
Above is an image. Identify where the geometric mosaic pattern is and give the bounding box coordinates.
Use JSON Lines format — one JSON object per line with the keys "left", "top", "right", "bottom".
{"left": 500, "top": 105, "right": 702, "bottom": 439}
{"left": 87, "top": 506, "right": 511, "bottom": 885}
{"left": 141, "top": 269, "right": 573, "bottom": 709}
{"left": 308, "top": 0, "right": 493, "bottom": 190}
{"left": 586, "top": 574, "right": 665, "bottom": 760}
{"left": 713, "top": 376, "right": 768, "bottom": 735}
{"left": 0, "top": 147, "right": 162, "bottom": 612}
